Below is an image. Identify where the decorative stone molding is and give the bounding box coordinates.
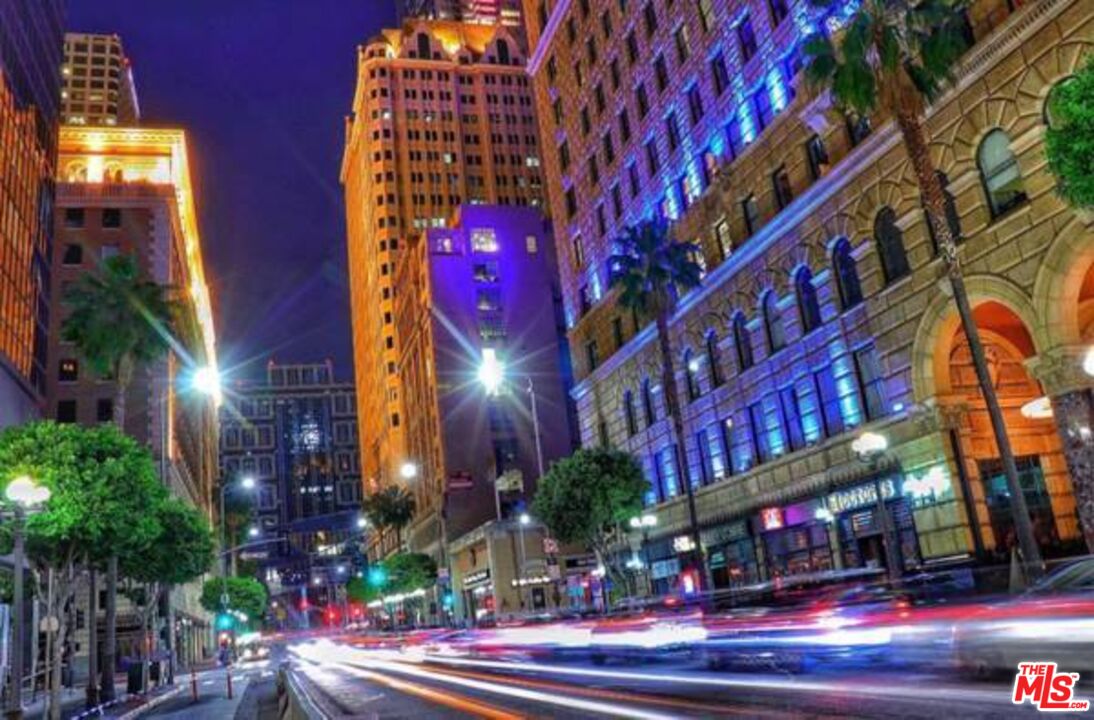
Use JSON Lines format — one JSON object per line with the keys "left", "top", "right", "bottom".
{"left": 1027, "top": 346, "right": 1094, "bottom": 397}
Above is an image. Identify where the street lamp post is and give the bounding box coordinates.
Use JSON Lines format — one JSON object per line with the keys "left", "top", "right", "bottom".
{"left": 219, "top": 475, "right": 256, "bottom": 578}
{"left": 629, "top": 514, "right": 657, "bottom": 597}
{"left": 517, "top": 513, "right": 531, "bottom": 611}
{"left": 5, "top": 476, "right": 51, "bottom": 720}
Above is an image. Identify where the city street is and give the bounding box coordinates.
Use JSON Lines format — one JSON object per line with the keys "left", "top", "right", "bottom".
{"left": 270, "top": 636, "right": 1053, "bottom": 719}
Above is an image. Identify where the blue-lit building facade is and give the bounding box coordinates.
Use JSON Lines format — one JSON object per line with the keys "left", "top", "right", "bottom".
{"left": 523, "top": 0, "right": 1094, "bottom": 590}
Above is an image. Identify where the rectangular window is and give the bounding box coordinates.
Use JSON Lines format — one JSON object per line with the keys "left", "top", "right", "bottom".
{"left": 711, "top": 52, "right": 730, "bottom": 96}
{"left": 729, "top": 416, "right": 753, "bottom": 474}
{"left": 618, "top": 108, "right": 631, "bottom": 141}
{"left": 57, "top": 400, "right": 77, "bottom": 423}
{"left": 806, "top": 134, "right": 830, "bottom": 180}
{"left": 585, "top": 340, "right": 600, "bottom": 371}
{"left": 636, "top": 83, "right": 649, "bottom": 118}
{"left": 769, "top": 0, "right": 789, "bottom": 25}
{"left": 657, "top": 445, "right": 680, "bottom": 500}
{"left": 96, "top": 398, "right": 113, "bottom": 423}
{"left": 779, "top": 386, "right": 805, "bottom": 451}
{"left": 654, "top": 54, "right": 668, "bottom": 93}
{"left": 628, "top": 163, "right": 640, "bottom": 197}
{"left": 643, "top": 1, "right": 658, "bottom": 37}
{"left": 666, "top": 112, "right": 681, "bottom": 151}
{"left": 687, "top": 85, "right": 704, "bottom": 125}
{"left": 612, "top": 316, "right": 625, "bottom": 349}
{"left": 772, "top": 165, "right": 793, "bottom": 209}
{"left": 645, "top": 139, "right": 660, "bottom": 175}
{"left": 725, "top": 116, "right": 744, "bottom": 159}
{"left": 748, "top": 402, "right": 772, "bottom": 464}
{"left": 753, "top": 87, "right": 774, "bottom": 131}
{"left": 813, "top": 366, "right": 845, "bottom": 437}
{"left": 64, "top": 207, "right": 85, "bottom": 228}
{"left": 715, "top": 219, "right": 732, "bottom": 260}
{"left": 742, "top": 194, "right": 760, "bottom": 236}
{"left": 737, "top": 17, "right": 758, "bottom": 62}
{"left": 626, "top": 30, "right": 639, "bottom": 65}
{"left": 674, "top": 25, "right": 690, "bottom": 64}
{"left": 697, "top": 0, "right": 715, "bottom": 32}
{"left": 854, "top": 344, "right": 887, "bottom": 420}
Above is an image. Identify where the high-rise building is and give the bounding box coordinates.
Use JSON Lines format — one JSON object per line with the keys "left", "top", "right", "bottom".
{"left": 218, "top": 361, "right": 363, "bottom": 620}
{"left": 393, "top": 205, "right": 577, "bottom": 566}
{"left": 523, "top": 0, "right": 1094, "bottom": 589}
{"left": 0, "top": 0, "right": 64, "bottom": 428}
{"left": 60, "top": 32, "right": 140, "bottom": 126}
{"left": 52, "top": 125, "right": 220, "bottom": 673}
{"left": 342, "top": 19, "right": 544, "bottom": 508}
{"left": 399, "top": 0, "right": 523, "bottom": 32}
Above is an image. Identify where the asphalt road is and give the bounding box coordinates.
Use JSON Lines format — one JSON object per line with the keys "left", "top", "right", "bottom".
{"left": 278, "top": 637, "right": 1082, "bottom": 719}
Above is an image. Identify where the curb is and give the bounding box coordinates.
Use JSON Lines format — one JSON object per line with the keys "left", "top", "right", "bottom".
{"left": 116, "top": 685, "right": 185, "bottom": 720}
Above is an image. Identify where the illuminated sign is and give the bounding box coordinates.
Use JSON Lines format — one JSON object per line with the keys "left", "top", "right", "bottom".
{"left": 760, "top": 507, "right": 784, "bottom": 531}
{"left": 463, "top": 569, "right": 491, "bottom": 587}
{"left": 673, "top": 535, "right": 696, "bottom": 553}
{"left": 826, "top": 478, "right": 898, "bottom": 514}
{"left": 903, "top": 465, "right": 951, "bottom": 501}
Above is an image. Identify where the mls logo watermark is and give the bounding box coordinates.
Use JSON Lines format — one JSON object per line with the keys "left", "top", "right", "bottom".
{"left": 1012, "top": 663, "right": 1090, "bottom": 712}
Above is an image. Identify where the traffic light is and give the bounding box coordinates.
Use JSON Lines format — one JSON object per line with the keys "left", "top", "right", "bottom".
{"left": 442, "top": 591, "right": 454, "bottom": 609}
{"left": 215, "top": 612, "right": 235, "bottom": 631}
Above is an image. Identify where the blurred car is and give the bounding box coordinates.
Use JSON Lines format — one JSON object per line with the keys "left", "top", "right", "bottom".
{"left": 954, "top": 556, "right": 1094, "bottom": 678}
{"left": 237, "top": 634, "right": 271, "bottom": 662}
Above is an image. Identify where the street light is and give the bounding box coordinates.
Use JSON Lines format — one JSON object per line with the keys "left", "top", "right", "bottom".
{"left": 1084, "top": 347, "right": 1094, "bottom": 378}
{"left": 5, "top": 475, "right": 51, "bottom": 720}
{"left": 519, "top": 512, "right": 531, "bottom": 526}
{"left": 628, "top": 514, "right": 657, "bottom": 597}
{"left": 247, "top": 526, "right": 260, "bottom": 538}
{"left": 218, "top": 475, "right": 257, "bottom": 577}
{"left": 400, "top": 462, "right": 419, "bottom": 480}
{"left": 240, "top": 475, "right": 256, "bottom": 490}
{"left": 478, "top": 348, "right": 505, "bottom": 396}
{"left": 191, "top": 365, "right": 221, "bottom": 399}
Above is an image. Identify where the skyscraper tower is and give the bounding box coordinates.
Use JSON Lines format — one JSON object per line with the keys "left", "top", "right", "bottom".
{"left": 0, "top": 0, "right": 64, "bottom": 428}
{"left": 341, "top": 19, "right": 543, "bottom": 516}
{"left": 60, "top": 32, "right": 140, "bottom": 126}
{"left": 398, "top": 0, "right": 523, "bottom": 32}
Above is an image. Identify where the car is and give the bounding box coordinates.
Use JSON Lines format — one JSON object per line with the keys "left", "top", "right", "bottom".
{"left": 954, "top": 556, "right": 1094, "bottom": 678}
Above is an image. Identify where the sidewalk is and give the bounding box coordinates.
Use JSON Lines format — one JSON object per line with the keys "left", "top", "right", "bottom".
{"left": 126, "top": 668, "right": 251, "bottom": 720}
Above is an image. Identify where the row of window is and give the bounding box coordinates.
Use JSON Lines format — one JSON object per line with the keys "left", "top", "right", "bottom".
{"left": 635, "top": 343, "right": 884, "bottom": 503}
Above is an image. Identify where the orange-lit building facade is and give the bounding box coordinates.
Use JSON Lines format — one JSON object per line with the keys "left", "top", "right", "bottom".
{"left": 522, "top": 0, "right": 1094, "bottom": 589}
{"left": 0, "top": 1, "right": 64, "bottom": 428}
{"left": 51, "top": 126, "right": 219, "bottom": 670}
{"left": 341, "top": 19, "right": 545, "bottom": 509}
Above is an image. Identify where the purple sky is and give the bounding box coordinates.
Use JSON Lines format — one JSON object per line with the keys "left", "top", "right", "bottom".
{"left": 67, "top": 0, "right": 397, "bottom": 381}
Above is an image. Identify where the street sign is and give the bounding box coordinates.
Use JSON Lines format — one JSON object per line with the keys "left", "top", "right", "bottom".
{"left": 437, "top": 567, "right": 450, "bottom": 581}
{"left": 495, "top": 469, "right": 523, "bottom": 493}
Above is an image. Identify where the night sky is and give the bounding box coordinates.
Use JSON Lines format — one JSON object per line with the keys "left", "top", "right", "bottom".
{"left": 67, "top": 0, "right": 398, "bottom": 382}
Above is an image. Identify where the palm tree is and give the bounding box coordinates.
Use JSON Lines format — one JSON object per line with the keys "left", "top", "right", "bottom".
{"left": 609, "top": 219, "right": 708, "bottom": 590}
{"left": 804, "top": 0, "right": 1043, "bottom": 575}
{"left": 62, "top": 253, "right": 176, "bottom": 701}
{"left": 364, "top": 485, "right": 417, "bottom": 551}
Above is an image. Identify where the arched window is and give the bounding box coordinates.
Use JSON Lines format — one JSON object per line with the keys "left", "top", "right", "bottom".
{"left": 416, "top": 32, "right": 431, "bottom": 59}
{"left": 795, "top": 267, "right": 822, "bottom": 334}
{"left": 732, "top": 312, "right": 754, "bottom": 371}
{"left": 833, "top": 238, "right": 863, "bottom": 310}
{"left": 762, "top": 291, "right": 786, "bottom": 354}
{"left": 496, "top": 38, "right": 511, "bottom": 65}
{"left": 642, "top": 378, "right": 656, "bottom": 426}
{"left": 705, "top": 331, "right": 724, "bottom": 388}
{"left": 65, "top": 162, "right": 87, "bottom": 183}
{"left": 1044, "top": 77, "right": 1076, "bottom": 129}
{"left": 875, "top": 206, "right": 910, "bottom": 284}
{"left": 623, "top": 390, "right": 638, "bottom": 436}
{"left": 684, "top": 350, "right": 701, "bottom": 401}
{"left": 924, "top": 171, "right": 962, "bottom": 254}
{"left": 978, "top": 129, "right": 1026, "bottom": 218}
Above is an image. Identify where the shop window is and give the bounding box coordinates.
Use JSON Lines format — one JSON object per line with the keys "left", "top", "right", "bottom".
{"left": 978, "top": 129, "right": 1027, "bottom": 218}
{"left": 979, "top": 456, "right": 1058, "bottom": 553}
{"left": 875, "top": 207, "right": 910, "bottom": 284}
{"left": 795, "top": 267, "right": 822, "bottom": 334}
{"left": 732, "top": 312, "right": 754, "bottom": 371}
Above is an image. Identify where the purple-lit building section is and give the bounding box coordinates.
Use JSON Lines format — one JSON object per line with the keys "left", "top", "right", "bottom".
{"left": 399, "top": 205, "right": 578, "bottom": 553}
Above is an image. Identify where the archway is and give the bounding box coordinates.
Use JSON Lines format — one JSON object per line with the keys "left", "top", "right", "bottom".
{"left": 941, "top": 301, "right": 1075, "bottom": 558}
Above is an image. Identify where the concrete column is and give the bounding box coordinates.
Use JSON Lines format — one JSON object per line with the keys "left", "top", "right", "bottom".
{"left": 1050, "top": 388, "right": 1094, "bottom": 552}
{"left": 826, "top": 522, "right": 844, "bottom": 570}
{"left": 752, "top": 534, "right": 768, "bottom": 582}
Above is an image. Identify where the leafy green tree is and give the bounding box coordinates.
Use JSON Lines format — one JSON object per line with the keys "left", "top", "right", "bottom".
{"left": 382, "top": 553, "right": 438, "bottom": 594}
{"left": 533, "top": 447, "right": 648, "bottom": 591}
{"left": 1045, "top": 56, "right": 1094, "bottom": 208}
{"left": 61, "top": 253, "right": 177, "bottom": 700}
{"left": 200, "top": 576, "right": 268, "bottom": 625}
{"left": 0, "top": 421, "right": 165, "bottom": 717}
{"left": 609, "top": 220, "right": 705, "bottom": 587}
{"left": 804, "top": 0, "right": 1043, "bottom": 575}
{"left": 363, "top": 486, "right": 416, "bottom": 549}
{"left": 121, "top": 497, "right": 214, "bottom": 692}
{"left": 346, "top": 575, "right": 380, "bottom": 604}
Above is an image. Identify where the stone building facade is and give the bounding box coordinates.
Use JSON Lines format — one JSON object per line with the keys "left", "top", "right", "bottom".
{"left": 523, "top": 0, "right": 1094, "bottom": 589}
{"left": 342, "top": 20, "right": 545, "bottom": 511}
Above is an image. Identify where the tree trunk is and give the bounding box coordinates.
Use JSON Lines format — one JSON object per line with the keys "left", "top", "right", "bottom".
{"left": 655, "top": 310, "right": 711, "bottom": 592}
{"left": 85, "top": 566, "right": 99, "bottom": 708}
{"left": 894, "top": 108, "right": 1044, "bottom": 578}
{"left": 102, "top": 360, "right": 131, "bottom": 702}
{"left": 100, "top": 555, "right": 117, "bottom": 702}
